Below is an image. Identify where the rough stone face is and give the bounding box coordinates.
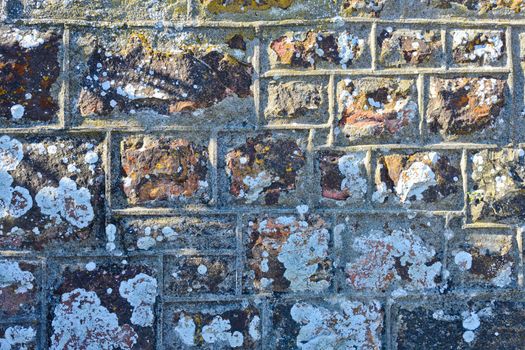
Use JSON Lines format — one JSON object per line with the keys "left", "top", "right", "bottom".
{"left": 121, "top": 215, "right": 237, "bottom": 252}
{"left": 378, "top": 27, "right": 442, "bottom": 67}
{"left": 164, "top": 255, "right": 237, "bottom": 296}
{"left": 470, "top": 148, "right": 525, "bottom": 222}
{"left": 0, "top": 27, "right": 61, "bottom": 126}
{"left": 269, "top": 30, "right": 365, "bottom": 69}
{"left": 0, "top": 324, "right": 37, "bottom": 349}
{"left": 393, "top": 300, "right": 525, "bottom": 349}
{"left": 264, "top": 80, "right": 325, "bottom": 122}
{"left": 373, "top": 151, "right": 461, "bottom": 207}
{"left": 244, "top": 214, "right": 332, "bottom": 293}
{"left": 319, "top": 151, "right": 368, "bottom": 203}
{"left": 271, "top": 298, "right": 383, "bottom": 349}
{"left": 425, "top": 0, "right": 525, "bottom": 15}
{"left": 165, "top": 302, "right": 261, "bottom": 349}
{"left": 0, "top": 135, "right": 105, "bottom": 250}
{"left": 0, "top": 260, "right": 39, "bottom": 318}
{"left": 341, "top": 0, "right": 389, "bottom": 16}
{"left": 225, "top": 133, "right": 306, "bottom": 205}
{"left": 427, "top": 77, "right": 506, "bottom": 137}
{"left": 337, "top": 77, "right": 418, "bottom": 143}
{"left": 49, "top": 261, "right": 157, "bottom": 349}
{"left": 451, "top": 30, "right": 505, "bottom": 66}
{"left": 120, "top": 136, "right": 210, "bottom": 206}
{"left": 200, "top": 0, "right": 293, "bottom": 13}
{"left": 447, "top": 227, "right": 516, "bottom": 289}
{"left": 76, "top": 32, "right": 253, "bottom": 120}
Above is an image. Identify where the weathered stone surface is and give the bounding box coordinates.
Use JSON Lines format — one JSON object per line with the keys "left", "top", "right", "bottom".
{"left": 341, "top": 215, "right": 444, "bottom": 292}
{"left": 271, "top": 298, "right": 383, "bottom": 349}
{"left": 341, "top": 0, "right": 391, "bottom": 16}
{"left": 0, "top": 260, "right": 39, "bottom": 318}
{"left": 470, "top": 148, "right": 525, "bottom": 222}
{"left": 393, "top": 300, "right": 525, "bottom": 349}
{"left": 427, "top": 77, "right": 506, "bottom": 137}
{"left": 268, "top": 30, "right": 366, "bottom": 69}
{"left": 224, "top": 133, "right": 307, "bottom": 205}
{"left": 49, "top": 261, "right": 157, "bottom": 349}
{"left": 0, "top": 27, "right": 61, "bottom": 126}
{"left": 373, "top": 151, "right": 461, "bottom": 207}
{"left": 200, "top": 0, "right": 292, "bottom": 14}
{"left": 378, "top": 27, "right": 442, "bottom": 67}
{"left": 73, "top": 30, "right": 254, "bottom": 126}
{"left": 0, "top": 135, "right": 105, "bottom": 250}
{"left": 318, "top": 151, "right": 368, "bottom": 203}
{"left": 121, "top": 215, "right": 237, "bottom": 251}
{"left": 264, "top": 80, "right": 325, "bottom": 123}
{"left": 164, "top": 255, "right": 237, "bottom": 296}
{"left": 446, "top": 227, "right": 517, "bottom": 289}
{"left": 120, "top": 136, "right": 210, "bottom": 206}
{"left": 337, "top": 77, "right": 418, "bottom": 143}
{"left": 165, "top": 302, "right": 261, "bottom": 349}
{"left": 451, "top": 30, "right": 505, "bottom": 66}
{"left": 0, "top": 324, "right": 37, "bottom": 349}
{"left": 423, "top": 0, "right": 525, "bottom": 15}
{"left": 244, "top": 214, "right": 332, "bottom": 293}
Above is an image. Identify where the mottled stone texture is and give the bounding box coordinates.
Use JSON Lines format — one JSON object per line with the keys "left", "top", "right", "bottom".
{"left": 3, "top": 1, "right": 525, "bottom": 349}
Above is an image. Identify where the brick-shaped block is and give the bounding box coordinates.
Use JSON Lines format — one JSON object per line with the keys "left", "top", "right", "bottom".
{"left": 116, "top": 134, "right": 210, "bottom": 207}
{"left": 70, "top": 29, "right": 255, "bottom": 128}
{"left": 0, "top": 259, "right": 40, "bottom": 319}
{"left": 377, "top": 27, "right": 443, "bottom": 68}
{"left": 318, "top": 150, "right": 369, "bottom": 205}
{"left": 427, "top": 76, "right": 508, "bottom": 141}
{"left": 405, "top": 0, "right": 525, "bottom": 17}
{"left": 336, "top": 77, "right": 418, "bottom": 144}
{"left": 373, "top": 150, "right": 462, "bottom": 209}
{"left": 469, "top": 148, "right": 525, "bottom": 223}
{"left": 262, "top": 77, "right": 328, "bottom": 125}
{"left": 450, "top": 29, "right": 506, "bottom": 66}
{"left": 0, "top": 26, "right": 62, "bottom": 127}
{"left": 0, "top": 135, "right": 105, "bottom": 250}
{"left": 164, "top": 254, "right": 237, "bottom": 296}
{"left": 221, "top": 132, "right": 308, "bottom": 206}
{"left": 264, "top": 25, "right": 371, "bottom": 71}
{"left": 48, "top": 259, "right": 158, "bottom": 349}
{"left": 340, "top": 214, "right": 445, "bottom": 292}
{"left": 0, "top": 323, "right": 37, "bottom": 349}
{"left": 197, "top": 0, "right": 334, "bottom": 21}
{"left": 19, "top": 0, "right": 185, "bottom": 21}
{"left": 393, "top": 299, "right": 525, "bottom": 349}
{"left": 244, "top": 214, "right": 332, "bottom": 293}
{"left": 121, "top": 215, "right": 237, "bottom": 252}
{"left": 164, "top": 301, "right": 261, "bottom": 349}
{"left": 446, "top": 226, "right": 517, "bottom": 289}
{"left": 271, "top": 298, "right": 384, "bottom": 349}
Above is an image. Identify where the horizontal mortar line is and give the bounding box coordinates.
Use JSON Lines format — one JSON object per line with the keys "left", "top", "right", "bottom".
{"left": 112, "top": 207, "right": 465, "bottom": 216}
{"left": 462, "top": 222, "right": 517, "bottom": 229}
{"left": 10, "top": 16, "right": 525, "bottom": 29}
{"left": 0, "top": 318, "right": 39, "bottom": 325}
{"left": 314, "top": 143, "right": 501, "bottom": 151}
{"left": 262, "top": 67, "right": 512, "bottom": 78}
{"left": 126, "top": 248, "right": 238, "bottom": 256}
{"left": 67, "top": 123, "right": 330, "bottom": 132}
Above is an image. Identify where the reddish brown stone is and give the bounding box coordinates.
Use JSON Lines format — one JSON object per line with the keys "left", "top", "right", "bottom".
{"left": 378, "top": 28, "right": 442, "bottom": 67}
{"left": 319, "top": 151, "right": 368, "bottom": 201}
{"left": 0, "top": 260, "right": 39, "bottom": 318}
{"left": 121, "top": 136, "right": 209, "bottom": 205}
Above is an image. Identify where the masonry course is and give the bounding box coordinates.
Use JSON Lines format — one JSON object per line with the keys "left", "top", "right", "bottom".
{"left": 1, "top": 0, "right": 525, "bottom": 349}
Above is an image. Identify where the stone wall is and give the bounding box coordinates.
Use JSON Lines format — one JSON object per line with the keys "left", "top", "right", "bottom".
{"left": 1, "top": 0, "right": 525, "bottom": 348}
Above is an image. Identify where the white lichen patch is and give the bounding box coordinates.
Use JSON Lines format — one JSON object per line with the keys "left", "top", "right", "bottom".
{"left": 51, "top": 288, "right": 138, "bottom": 350}
{"left": 290, "top": 300, "right": 383, "bottom": 349}
{"left": 0, "top": 136, "right": 23, "bottom": 171}
{"left": 175, "top": 314, "right": 197, "bottom": 346}
{"left": 452, "top": 30, "right": 504, "bottom": 64}
{"left": 454, "top": 251, "right": 473, "bottom": 271}
{"left": 338, "top": 153, "right": 367, "bottom": 199}
{"left": 35, "top": 177, "right": 94, "bottom": 228}
{"left": 346, "top": 228, "right": 442, "bottom": 290}
{"left": 0, "top": 172, "right": 33, "bottom": 219}
{"left": 240, "top": 171, "right": 274, "bottom": 203}
{"left": 0, "top": 261, "right": 34, "bottom": 294}
{"left": 395, "top": 162, "right": 437, "bottom": 203}
{"left": 2, "top": 28, "right": 46, "bottom": 49}
{"left": 337, "top": 31, "right": 365, "bottom": 69}
{"left": 0, "top": 325, "right": 36, "bottom": 349}
{"left": 201, "top": 316, "right": 244, "bottom": 348}
{"left": 119, "top": 273, "right": 158, "bottom": 327}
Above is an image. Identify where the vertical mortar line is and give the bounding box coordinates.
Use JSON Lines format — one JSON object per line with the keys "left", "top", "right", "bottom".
{"left": 386, "top": 296, "right": 393, "bottom": 350}
{"left": 306, "top": 128, "right": 316, "bottom": 209}
{"left": 235, "top": 213, "right": 243, "bottom": 296}
{"left": 186, "top": 0, "right": 194, "bottom": 20}
{"left": 209, "top": 130, "right": 218, "bottom": 206}
{"left": 156, "top": 252, "right": 164, "bottom": 350}
{"left": 417, "top": 74, "right": 425, "bottom": 143}
{"left": 327, "top": 74, "right": 336, "bottom": 147}
{"left": 461, "top": 149, "right": 469, "bottom": 219}
{"left": 261, "top": 294, "right": 271, "bottom": 348}
{"left": 254, "top": 26, "right": 263, "bottom": 128}
{"left": 370, "top": 22, "right": 377, "bottom": 71}
{"left": 507, "top": 25, "right": 520, "bottom": 145}
{"left": 61, "top": 25, "right": 71, "bottom": 129}
{"left": 365, "top": 148, "right": 374, "bottom": 205}
{"left": 331, "top": 212, "right": 340, "bottom": 294}
{"left": 104, "top": 130, "right": 113, "bottom": 215}
{"left": 516, "top": 226, "right": 524, "bottom": 288}
{"left": 441, "top": 25, "right": 447, "bottom": 70}
{"left": 39, "top": 255, "right": 48, "bottom": 350}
